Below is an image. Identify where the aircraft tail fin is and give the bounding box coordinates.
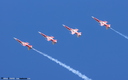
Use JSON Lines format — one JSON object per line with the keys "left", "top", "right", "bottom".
{"left": 106, "top": 27, "right": 109, "bottom": 30}
{"left": 52, "top": 39, "right": 57, "bottom": 44}
{"left": 28, "top": 45, "right": 32, "bottom": 50}
{"left": 77, "top": 32, "right": 82, "bottom": 37}
{"left": 28, "top": 47, "right": 31, "bottom": 50}
{"left": 105, "top": 24, "right": 111, "bottom": 30}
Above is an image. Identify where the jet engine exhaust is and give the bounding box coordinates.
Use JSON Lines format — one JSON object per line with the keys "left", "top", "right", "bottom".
{"left": 32, "top": 48, "right": 91, "bottom": 80}
{"left": 110, "top": 28, "right": 128, "bottom": 39}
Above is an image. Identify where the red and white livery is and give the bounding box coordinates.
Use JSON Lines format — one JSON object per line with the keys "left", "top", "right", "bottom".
{"left": 92, "top": 16, "right": 111, "bottom": 29}
{"left": 14, "top": 37, "right": 32, "bottom": 50}
{"left": 62, "top": 24, "right": 82, "bottom": 37}
{"left": 38, "top": 32, "right": 57, "bottom": 44}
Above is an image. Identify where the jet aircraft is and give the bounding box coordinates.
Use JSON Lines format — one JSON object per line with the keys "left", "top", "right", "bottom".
{"left": 14, "top": 37, "right": 32, "bottom": 50}
{"left": 62, "top": 24, "right": 82, "bottom": 37}
{"left": 92, "top": 16, "right": 111, "bottom": 29}
{"left": 38, "top": 32, "right": 57, "bottom": 44}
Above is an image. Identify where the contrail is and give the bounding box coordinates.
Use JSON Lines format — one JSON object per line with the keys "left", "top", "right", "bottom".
{"left": 32, "top": 48, "right": 91, "bottom": 80}
{"left": 110, "top": 28, "right": 128, "bottom": 39}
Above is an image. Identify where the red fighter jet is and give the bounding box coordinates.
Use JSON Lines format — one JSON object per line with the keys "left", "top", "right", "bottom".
{"left": 14, "top": 37, "right": 32, "bottom": 50}
{"left": 62, "top": 24, "right": 82, "bottom": 37}
{"left": 92, "top": 16, "right": 111, "bottom": 29}
{"left": 38, "top": 32, "right": 57, "bottom": 44}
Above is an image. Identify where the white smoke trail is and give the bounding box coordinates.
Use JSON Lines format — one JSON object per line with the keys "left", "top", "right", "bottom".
{"left": 110, "top": 28, "right": 128, "bottom": 39}
{"left": 32, "top": 48, "right": 91, "bottom": 80}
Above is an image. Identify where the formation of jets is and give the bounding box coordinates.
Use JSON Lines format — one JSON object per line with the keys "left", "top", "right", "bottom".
{"left": 14, "top": 16, "right": 111, "bottom": 50}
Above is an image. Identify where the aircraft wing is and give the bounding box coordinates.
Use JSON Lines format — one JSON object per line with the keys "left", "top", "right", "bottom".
{"left": 74, "top": 29, "right": 79, "bottom": 31}
{"left": 100, "top": 21, "right": 108, "bottom": 26}
{"left": 50, "top": 36, "right": 54, "bottom": 38}
{"left": 47, "top": 38, "right": 52, "bottom": 41}
{"left": 103, "top": 21, "right": 108, "bottom": 24}
{"left": 71, "top": 31, "right": 76, "bottom": 35}
{"left": 100, "top": 23, "right": 104, "bottom": 26}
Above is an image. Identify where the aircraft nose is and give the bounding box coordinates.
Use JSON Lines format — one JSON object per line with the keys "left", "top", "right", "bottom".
{"left": 38, "top": 31, "right": 41, "bottom": 34}
{"left": 13, "top": 37, "right": 17, "bottom": 40}
{"left": 91, "top": 16, "right": 94, "bottom": 18}
{"left": 62, "top": 24, "right": 65, "bottom": 26}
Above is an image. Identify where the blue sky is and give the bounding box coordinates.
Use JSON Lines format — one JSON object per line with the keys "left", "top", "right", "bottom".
{"left": 0, "top": 0, "right": 128, "bottom": 80}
